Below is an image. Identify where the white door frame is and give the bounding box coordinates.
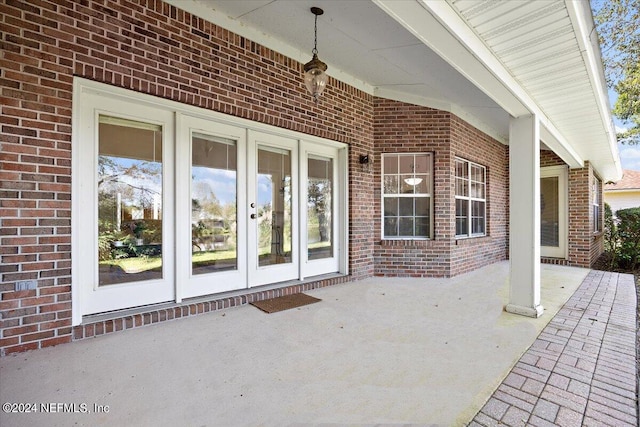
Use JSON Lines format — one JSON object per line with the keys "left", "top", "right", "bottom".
{"left": 176, "top": 114, "right": 248, "bottom": 301}
{"left": 74, "top": 91, "right": 175, "bottom": 316}
{"left": 300, "top": 141, "right": 342, "bottom": 279}
{"left": 247, "top": 131, "right": 299, "bottom": 287}
{"left": 540, "top": 165, "right": 568, "bottom": 259}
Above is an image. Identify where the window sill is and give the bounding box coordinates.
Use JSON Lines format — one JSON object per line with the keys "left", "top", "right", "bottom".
{"left": 455, "top": 235, "right": 491, "bottom": 245}
{"left": 380, "top": 239, "right": 433, "bottom": 247}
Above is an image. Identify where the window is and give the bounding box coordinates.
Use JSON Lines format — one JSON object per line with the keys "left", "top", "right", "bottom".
{"left": 382, "top": 153, "right": 432, "bottom": 239}
{"left": 455, "top": 158, "right": 486, "bottom": 238}
{"left": 593, "top": 175, "right": 602, "bottom": 233}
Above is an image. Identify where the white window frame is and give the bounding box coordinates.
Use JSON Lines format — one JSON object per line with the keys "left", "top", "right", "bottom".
{"left": 455, "top": 157, "right": 487, "bottom": 238}
{"left": 593, "top": 175, "right": 602, "bottom": 233}
{"left": 381, "top": 153, "right": 433, "bottom": 240}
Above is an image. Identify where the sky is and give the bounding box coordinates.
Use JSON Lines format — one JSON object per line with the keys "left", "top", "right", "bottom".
{"left": 610, "top": 91, "right": 640, "bottom": 171}
{"left": 618, "top": 141, "right": 640, "bottom": 171}
{"left": 591, "top": 0, "right": 639, "bottom": 172}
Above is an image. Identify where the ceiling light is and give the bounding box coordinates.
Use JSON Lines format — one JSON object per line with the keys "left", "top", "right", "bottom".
{"left": 303, "top": 7, "right": 328, "bottom": 103}
{"left": 404, "top": 178, "right": 423, "bottom": 186}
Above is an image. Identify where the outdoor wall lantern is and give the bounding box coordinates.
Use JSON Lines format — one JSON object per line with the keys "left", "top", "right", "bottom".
{"left": 303, "top": 7, "right": 328, "bottom": 102}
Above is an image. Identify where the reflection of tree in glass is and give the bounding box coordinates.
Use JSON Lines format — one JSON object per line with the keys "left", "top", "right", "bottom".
{"left": 191, "top": 178, "right": 237, "bottom": 253}
{"left": 308, "top": 180, "right": 331, "bottom": 242}
{"left": 99, "top": 156, "right": 161, "bottom": 198}
{"left": 192, "top": 180, "right": 222, "bottom": 219}
{"left": 98, "top": 155, "right": 161, "bottom": 235}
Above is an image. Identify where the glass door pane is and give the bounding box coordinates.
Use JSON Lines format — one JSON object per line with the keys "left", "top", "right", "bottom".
{"left": 541, "top": 177, "right": 559, "bottom": 247}
{"left": 191, "top": 133, "right": 237, "bottom": 274}
{"left": 257, "top": 146, "right": 292, "bottom": 266}
{"left": 97, "top": 116, "right": 163, "bottom": 286}
{"left": 307, "top": 156, "right": 333, "bottom": 260}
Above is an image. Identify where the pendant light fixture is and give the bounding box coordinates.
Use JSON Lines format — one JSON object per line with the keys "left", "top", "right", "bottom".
{"left": 303, "top": 7, "right": 328, "bottom": 102}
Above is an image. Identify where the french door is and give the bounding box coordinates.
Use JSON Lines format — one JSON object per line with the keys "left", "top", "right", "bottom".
{"left": 177, "top": 115, "right": 247, "bottom": 299}
{"left": 247, "top": 131, "right": 299, "bottom": 287}
{"left": 77, "top": 94, "right": 175, "bottom": 315}
{"left": 540, "top": 166, "right": 568, "bottom": 258}
{"left": 74, "top": 78, "right": 346, "bottom": 319}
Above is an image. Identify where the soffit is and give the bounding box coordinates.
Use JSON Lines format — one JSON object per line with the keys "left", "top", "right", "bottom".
{"left": 445, "top": 0, "right": 620, "bottom": 180}
{"left": 187, "top": 0, "right": 509, "bottom": 141}
{"left": 173, "top": 0, "right": 620, "bottom": 179}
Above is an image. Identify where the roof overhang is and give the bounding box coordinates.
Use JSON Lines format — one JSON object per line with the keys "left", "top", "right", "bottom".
{"left": 166, "top": 0, "right": 622, "bottom": 181}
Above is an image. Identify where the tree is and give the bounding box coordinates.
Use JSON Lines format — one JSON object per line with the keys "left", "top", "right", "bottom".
{"left": 592, "top": 0, "right": 640, "bottom": 144}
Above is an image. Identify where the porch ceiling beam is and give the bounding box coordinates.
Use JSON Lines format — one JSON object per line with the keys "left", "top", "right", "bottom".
{"left": 372, "top": 0, "right": 584, "bottom": 169}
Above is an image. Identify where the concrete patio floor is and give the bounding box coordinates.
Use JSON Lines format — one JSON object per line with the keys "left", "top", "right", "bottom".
{"left": 0, "top": 262, "right": 594, "bottom": 426}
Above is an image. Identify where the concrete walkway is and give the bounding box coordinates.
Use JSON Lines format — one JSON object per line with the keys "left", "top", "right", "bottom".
{"left": 470, "top": 270, "right": 638, "bottom": 427}
{"left": 0, "top": 263, "right": 635, "bottom": 426}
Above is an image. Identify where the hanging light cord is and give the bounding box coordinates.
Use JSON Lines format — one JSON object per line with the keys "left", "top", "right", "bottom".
{"left": 313, "top": 13, "right": 318, "bottom": 55}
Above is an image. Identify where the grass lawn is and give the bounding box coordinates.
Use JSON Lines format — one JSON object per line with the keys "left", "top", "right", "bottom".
{"left": 101, "top": 249, "right": 237, "bottom": 273}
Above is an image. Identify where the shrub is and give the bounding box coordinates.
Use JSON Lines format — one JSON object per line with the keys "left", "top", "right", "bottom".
{"left": 615, "top": 207, "right": 640, "bottom": 270}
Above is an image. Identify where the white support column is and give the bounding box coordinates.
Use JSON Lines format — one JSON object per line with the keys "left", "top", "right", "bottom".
{"left": 507, "top": 115, "right": 544, "bottom": 318}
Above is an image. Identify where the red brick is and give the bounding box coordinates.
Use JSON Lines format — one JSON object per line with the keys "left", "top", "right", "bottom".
{"left": 41, "top": 335, "right": 72, "bottom": 348}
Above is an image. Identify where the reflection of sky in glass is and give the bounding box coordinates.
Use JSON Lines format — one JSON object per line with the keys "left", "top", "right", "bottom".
{"left": 101, "top": 156, "right": 162, "bottom": 195}
{"left": 258, "top": 174, "right": 272, "bottom": 206}
{"left": 192, "top": 166, "right": 236, "bottom": 204}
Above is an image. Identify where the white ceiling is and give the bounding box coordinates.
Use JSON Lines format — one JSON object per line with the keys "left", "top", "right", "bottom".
{"left": 171, "top": 0, "right": 621, "bottom": 180}
{"left": 191, "top": 0, "right": 510, "bottom": 141}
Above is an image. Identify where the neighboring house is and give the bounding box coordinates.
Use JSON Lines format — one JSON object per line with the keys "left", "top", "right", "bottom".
{"left": 0, "top": 0, "right": 621, "bottom": 355}
{"left": 604, "top": 169, "right": 640, "bottom": 215}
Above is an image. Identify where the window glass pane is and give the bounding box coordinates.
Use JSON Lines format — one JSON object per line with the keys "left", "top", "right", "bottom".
{"left": 384, "top": 197, "right": 398, "bottom": 216}
{"left": 400, "top": 175, "right": 418, "bottom": 193}
{"left": 414, "top": 154, "right": 429, "bottom": 173}
{"left": 471, "top": 182, "right": 485, "bottom": 198}
{"left": 415, "top": 216, "right": 430, "bottom": 237}
{"left": 384, "top": 176, "right": 399, "bottom": 194}
{"left": 471, "top": 164, "right": 484, "bottom": 182}
{"left": 384, "top": 217, "right": 398, "bottom": 236}
{"left": 415, "top": 197, "right": 429, "bottom": 216}
{"left": 98, "top": 116, "right": 163, "bottom": 286}
{"left": 191, "top": 134, "right": 238, "bottom": 274}
{"left": 384, "top": 155, "right": 398, "bottom": 174}
{"left": 456, "top": 218, "right": 468, "bottom": 236}
{"left": 456, "top": 198, "right": 468, "bottom": 216}
{"left": 258, "top": 147, "right": 292, "bottom": 267}
{"left": 472, "top": 217, "right": 485, "bottom": 234}
{"left": 456, "top": 198, "right": 468, "bottom": 236}
{"left": 455, "top": 177, "right": 468, "bottom": 197}
{"left": 308, "top": 156, "right": 333, "bottom": 261}
{"left": 399, "top": 198, "right": 414, "bottom": 216}
{"left": 471, "top": 201, "right": 485, "bottom": 234}
{"left": 541, "top": 177, "right": 559, "bottom": 247}
{"left": 398, "top": 217, "right": 414, "bottom": 236}
{"left": 456, "top": 160, "right": 468, "bottom": 179}
{"left": 399, "top": 155, "right": 413, "bottom": 173}
{"left": 413, "top": 175, "right": 429, "bottom": 194}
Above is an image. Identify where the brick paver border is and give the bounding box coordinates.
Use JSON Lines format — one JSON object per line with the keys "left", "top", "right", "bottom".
{"left": 469, "top": 270, "right": 638, "bottom": 427}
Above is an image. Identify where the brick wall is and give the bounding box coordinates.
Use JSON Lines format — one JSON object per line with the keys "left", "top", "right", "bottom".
{"left": 450, "top": 115, "right": 509, "bottom": 276}
{"left": 372, "top": 99, "right": 452, "bottom": 277}
{"left": 0, "top": 0, "right": 375, "bottom": 355}
{"left": 372, "top": 99, "right": 508, "bottom": 277}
